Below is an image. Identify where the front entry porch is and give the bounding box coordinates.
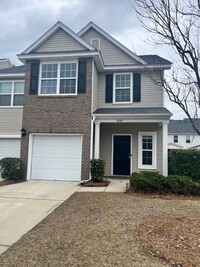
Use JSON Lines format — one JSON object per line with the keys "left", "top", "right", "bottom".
{"left": 92, "top": 119, "right": 169, "bottom": 177}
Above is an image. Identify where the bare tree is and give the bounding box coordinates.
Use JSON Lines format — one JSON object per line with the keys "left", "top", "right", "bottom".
{"left": 132, "top": 0, "right": 200, "bottom": 134}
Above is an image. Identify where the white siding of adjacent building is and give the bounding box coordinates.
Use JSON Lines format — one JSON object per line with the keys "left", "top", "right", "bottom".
{"left": 168, "top": 134, "right": 200, "bottom": 149}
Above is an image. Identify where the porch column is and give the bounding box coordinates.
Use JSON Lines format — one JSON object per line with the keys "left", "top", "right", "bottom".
{"left": 162, "top": 122, "right": 168, "bottom": 176}
{"left": 94, "top": 121, "right": 100, "bottom": 159}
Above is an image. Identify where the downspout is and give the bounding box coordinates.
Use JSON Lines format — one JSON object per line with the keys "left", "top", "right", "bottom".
{"left": 80, "top": 115, "right": 95, "bottom": 184}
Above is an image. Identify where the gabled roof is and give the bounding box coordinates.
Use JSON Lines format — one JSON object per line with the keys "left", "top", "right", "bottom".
{"left": 168, "top": 119, "right": 200, "bottom": 134}
{"left": 22, "top": 21, "right": 96, "bottom": 54}
{"left": 0, "top": 65, "right": 24, "bottom": 74}
{"left": 78, "top": 21, "right": 146, "bottom": 65}
{"left": 139, "top": 55, "right": 171, "bottom": 66}
{"left": 0, "top": 65, "right": 25, "bottom": 78}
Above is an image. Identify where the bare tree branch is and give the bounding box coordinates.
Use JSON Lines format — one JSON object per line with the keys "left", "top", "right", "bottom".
{"left": 131, "top": 0, "right": 200, "bottom": 134}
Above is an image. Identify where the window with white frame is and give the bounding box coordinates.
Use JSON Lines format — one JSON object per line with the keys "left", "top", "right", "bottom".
{"left": 174, "top": 135, "right": 178, "bottom": 143}
{"left": 138, "top": 132, "right": 157, "bottom": 169}
{"left": 114, "top": 73, "right": 132, "bottom": 103}
{"left": 186, "top": 135, "right": 190, "bottom": 143}
{"left": 40, "top": 62, "right": 78, "bottom": 95}
{"left": 0, "top": 81, "right": 24, "bottom": 107}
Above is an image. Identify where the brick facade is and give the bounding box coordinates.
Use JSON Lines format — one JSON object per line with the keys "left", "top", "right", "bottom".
{"left": 20, "top": 58, "right": 92, "bottom": 180}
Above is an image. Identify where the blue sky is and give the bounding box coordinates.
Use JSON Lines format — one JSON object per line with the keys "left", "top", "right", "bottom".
{"left": 0, "top": 0, "right": 185, "bottom": 118}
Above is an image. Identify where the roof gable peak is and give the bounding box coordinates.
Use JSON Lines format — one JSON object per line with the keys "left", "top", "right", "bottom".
{"left": 78, "top": 21, "right": 147, "bottom": 65}
{"left": 22, "top": 21, "right": 95, "bottom": 54}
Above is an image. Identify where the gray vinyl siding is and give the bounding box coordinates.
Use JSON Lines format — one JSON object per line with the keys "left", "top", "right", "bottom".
{"left": 100, "top": 123, "right": 163, "bottom": 176}
{"left": 0, "top": 61, "right": 11, "bottom": 70}
{"left": 97, "top": 72, "right": 163, "bottom": 108}
{"left": 82, "top": 29, "right": 137, "bottom": 65}
{"left": 92, "top": 63, "right": 98, "bottom": 111}
{"left": 0, "top": 108, "right": 23, "bottom": 135}
{"left": 35, "top": 29, "right": 86, "bottom": 53}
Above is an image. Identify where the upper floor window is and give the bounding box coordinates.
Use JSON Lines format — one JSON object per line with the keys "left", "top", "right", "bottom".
{"left": 40, "top": 62, "right": 78, "bottom": 95}
{"left": 186, "top": 135, "right": 190, "bottom": 143}
{"left": 174, "top": 135, "right": 178, "bottom": 143}
{"left": 138, "top": 132, "right": 157, "bottom": 169}
{"left": 0, "top": 81, "right": 24, "bottom": 107}
{"left": 113, "top": 73, "right": 132, "bottom": 103}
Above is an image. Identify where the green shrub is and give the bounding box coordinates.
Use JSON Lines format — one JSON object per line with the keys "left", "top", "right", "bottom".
{"left": 168, "top": 149, "right": 200, "bottom": 182}
{"left": 130, "top": 171, "right": 200, "bottom": 195}
{"left": 90, "top": 159, "right": 106, "bottom": 182}
{"left": 130, "top": 171, "right": 166, "bottom": 193}
{"left": 0, "top": 157, "right": 21, "bottom": 181}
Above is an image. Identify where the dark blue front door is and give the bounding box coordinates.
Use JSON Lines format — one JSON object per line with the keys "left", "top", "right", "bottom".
{"left": 113, "top": 135, "right": 131, "bottom": 175}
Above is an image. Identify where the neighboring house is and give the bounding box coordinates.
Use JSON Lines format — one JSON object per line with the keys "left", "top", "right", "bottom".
{"left": 1, "top": 21, "right": 172, "bottom": 181}
{"left": 0, "top": 65, "right": 25, "bottom": 159}
{"left": 168, "top": 119, "right": 200, "bottom": 149}
{"left": 0, "top": 59, "right": 13, "bottom": 70}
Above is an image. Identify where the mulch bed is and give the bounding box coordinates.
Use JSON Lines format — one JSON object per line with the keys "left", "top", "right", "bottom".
{"left": 138, "top": 216, "right": 200, "bottom": 267}
{"left": 0, "top": 179, "right": 25, "bottom": 187}
{"left": 80, "top": 180, "right": 110, "bottom": 187}
{"left": 0, "top": 179, "right": 15, "bottom": 187}
{"left": 0, "top": 193, "right": 200, "bottom": 266}
{"left": 127, "top": 187, "right": 200, "bottom": 200}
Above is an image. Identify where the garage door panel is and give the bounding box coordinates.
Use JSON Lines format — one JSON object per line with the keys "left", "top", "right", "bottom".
{"left": 31, "top": 135, "right": 82, "bottom": 181}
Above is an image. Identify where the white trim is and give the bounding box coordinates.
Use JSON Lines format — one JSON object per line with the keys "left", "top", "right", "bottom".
{"left": 104, "top": 65, "right": 171, "bottom": 71}
{"left": 138, "top": 131, "right": 157, "bottom": 170}
{"left": 78, "top": 22, "right": 146, "bottom": 64}
{"left": 113, "top": 72, "right": 133, "bottom": 104}
{"left": 23, "top": 21, "right": 95, "bottom": 54}
{"left": 91, "top": 38, "right": 100, "bottom": 50}
{"left": 111, "top": 134, "right": 132, "bottom": 176}
{"left": 162, "top": 122, "right": 168, "bottom": 176}
{"left": 94, "top": 121, "right": 100, "bottom": 158}
{"left": 17, "top": 52, "right": 170, "bottom": 71}
{"left": 27, "top": 133, "right": 83, "bottom": 181}
{"left": 0, "top": 135, "right": 21, "bottom": 138}
{"left": 38, "top": 60, "right": 78, "bottom": 96}
{"left": 0, "top": 73, "right": 24, "bottom": 78}
{"left": 18, "top": 51, "right": 100, "bottom": 61}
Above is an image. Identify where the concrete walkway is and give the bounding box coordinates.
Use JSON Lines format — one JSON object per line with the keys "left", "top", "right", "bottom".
{"left": 0, "top": 179, "right": 128, "bottom": 255}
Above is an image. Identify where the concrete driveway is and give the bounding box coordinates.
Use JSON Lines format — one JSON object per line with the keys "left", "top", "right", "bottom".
{"left": 0, "top": 180, "right": 80, "bottom": 254}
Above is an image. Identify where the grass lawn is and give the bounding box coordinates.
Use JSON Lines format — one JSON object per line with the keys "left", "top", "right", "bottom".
{"left": 0, "top": 192, "right": 200, "bottom": 267}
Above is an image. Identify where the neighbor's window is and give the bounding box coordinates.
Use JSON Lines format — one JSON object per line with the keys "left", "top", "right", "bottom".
{"left": 174, "top": 135, "right": 178, "bottom": 143}
{"left": 138, "top": 132, "right": 157, "bottom": 169}
{"left": 186, "top": 135, "right": 190, "bottom": 143}
{"left": 0, "top": 81, "right": 24, "bottom": 107}
{"left": 40, "top": 62, "right": 78, "bottom": 95}
{"left": 114, "top": 73, "right": 132, "bottom": 103}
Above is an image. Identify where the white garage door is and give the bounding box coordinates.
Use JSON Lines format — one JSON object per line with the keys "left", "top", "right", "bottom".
{"left": 0, "top": 138, "right": 21, "bottom": 160}
{"left": 31, "top": 135, "right": 82, "bottom": 181}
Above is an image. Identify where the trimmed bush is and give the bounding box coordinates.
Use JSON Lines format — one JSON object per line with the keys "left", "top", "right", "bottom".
{"left": 130, "top": 171, "right": 200, "bottom": 195}
{"left": 168, "top": 149, "right": 200, "bottom": 182}
{"left": 90, "top": 159, "right": 106, "bottom": 182}
{"left": 0, "top": 157, "right": 21, "bottom": 181}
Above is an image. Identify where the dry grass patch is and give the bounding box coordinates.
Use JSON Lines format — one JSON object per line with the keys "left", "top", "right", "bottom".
{"left": 0, "top": 193, "right": 200, "bottom": 267}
